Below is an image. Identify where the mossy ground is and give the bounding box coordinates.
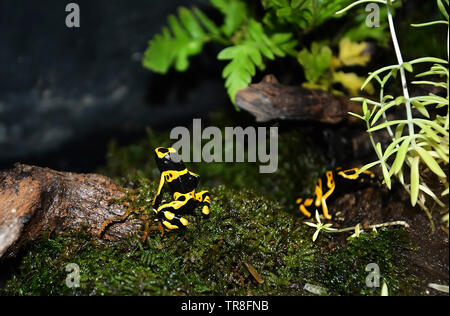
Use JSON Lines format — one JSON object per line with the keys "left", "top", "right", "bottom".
{"left": 1, "top": 113, "right": 422, "bottom": 295}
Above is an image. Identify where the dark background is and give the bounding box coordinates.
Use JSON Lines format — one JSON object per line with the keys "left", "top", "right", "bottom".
{"left": 0, "top": 0, "right": 445, "bottom": 172}
{"left": 0, "top": 0, "right": 229, "bottom": 172}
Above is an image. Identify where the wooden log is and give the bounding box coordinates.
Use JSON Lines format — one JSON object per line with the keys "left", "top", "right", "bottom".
{"left": 235, "top": 75, "right": 356, "bottom": 123}
{"left": 0, "top": 164, "right": 139, "bottom": 258}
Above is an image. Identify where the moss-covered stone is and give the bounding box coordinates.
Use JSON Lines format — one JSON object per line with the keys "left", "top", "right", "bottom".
{"left": 2, "top": 184, "right": 419, "bottom": 296}
{"left": 1, "top": 113, "right": 423, "bottom": 296}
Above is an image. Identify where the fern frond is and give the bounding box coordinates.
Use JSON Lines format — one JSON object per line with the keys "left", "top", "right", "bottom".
{"left": 210, "top": 0, "right": 248, "bottom": 36}
{"left": 263, "top": 0, "right": 354, "bottom": 29}
{"left": 143, "top": 7, "right": 220, "bottom": 74}
{"left": 218, "top": 20, "right": 297, "bottom": 102}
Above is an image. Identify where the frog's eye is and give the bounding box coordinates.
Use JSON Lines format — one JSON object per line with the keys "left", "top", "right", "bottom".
{"left": 156, "top": 147, "right": 171, "bottom": 159}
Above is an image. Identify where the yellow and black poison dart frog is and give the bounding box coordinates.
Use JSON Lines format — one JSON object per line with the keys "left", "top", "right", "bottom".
{"left": 152, "top": 147, "right": 211, "bottom": 230}
{"left": 296, "top": 167, "right": 376, "bottom": 220}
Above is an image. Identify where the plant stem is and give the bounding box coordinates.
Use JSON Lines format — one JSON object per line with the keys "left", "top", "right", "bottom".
{"left": 380, "top": 81, "right": 396, "bottom": 141}
{"left": 386, "top": 3, "right": 416, "bottom": 146}
{"left": 323, "top": 221, "right": 410, "bottom": 234}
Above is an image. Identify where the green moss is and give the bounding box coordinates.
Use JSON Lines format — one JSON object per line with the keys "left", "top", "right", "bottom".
{"left": 2, "top": 184, "right": 420, "bottom": 296}
{"left": 311, "top": 229, "right": 421, "bottom": 295}
{"left": 1, "top": 112, "right": 422, "bottom": 295}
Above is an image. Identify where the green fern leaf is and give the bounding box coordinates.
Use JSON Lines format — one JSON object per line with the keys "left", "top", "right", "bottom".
{"left": 219, "top": 45, "right": 262, "bottom": 103}
{"left": 218, "top": 20, "right": 297, "bottom": 102}
{"left": 263, "top": 0, "right": 354, "bottom": 29}
{"left": 143, "top": 7, "right": 219, "bottom": 74}
{"left": 210, "top": 0, "right": 248, "bottom": 36}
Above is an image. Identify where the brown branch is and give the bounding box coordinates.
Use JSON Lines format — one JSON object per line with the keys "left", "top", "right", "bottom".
{"left": 235, "top": 75, "right": 359, "bottom": 123}
{"left": 0, "top": 164, "right": 140, "bottom": 259}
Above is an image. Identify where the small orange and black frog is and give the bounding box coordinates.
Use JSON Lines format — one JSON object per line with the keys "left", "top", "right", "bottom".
{"left": 296, "top": 167, "right": 377, "bottom": 220}
{"left": 152, "top": 147, "right": 211, "bottom": 230}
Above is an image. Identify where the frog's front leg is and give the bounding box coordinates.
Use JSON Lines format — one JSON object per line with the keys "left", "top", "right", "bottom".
{"left": 152, "top": 171, "right": 167, "bottom": 209}
{"left": 195, "top": 190, "right": 211, "bottom": 215}
{"left": 155, "top": 200, "right": 190, "bottom": 230}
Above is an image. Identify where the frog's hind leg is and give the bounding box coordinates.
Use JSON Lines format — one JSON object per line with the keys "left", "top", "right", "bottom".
{"left": 156, "top": 200, "right": 189, "bottom": 230}
{"left": 195, "top": 190, "right": 211, "bottom": 215}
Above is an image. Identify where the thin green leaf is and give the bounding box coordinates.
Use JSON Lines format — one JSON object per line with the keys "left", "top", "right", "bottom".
{"left": 409, "top": 57, "right": 448, "bottom": 65}
{"left": 383, "top": 136, "right": 409, "bottom": 161}
{"left": 411, "top": 100, "right": 430, "bottom": 118}
{"left": 358, "top": 161, "right": 381, "bottom": 174}
{"left": 371, "top": 100, "right": 397, "bottom": 126}
{"left": 415, "top": 146, "right": 447, "bottom": 178}
{"left": 395, "top": 123, "right": 406, "bottom": 139}
{"left": 368, "top": 120, "right": 407, "bottom": 133}
{"left": 390, "top": 137, "right": 411, "bottom": 175}
{"left": 349, "top": 112, "right": 365, "bottom": 120}
{"left": 437, "top": 0, "right": 449, "bottom": 20}
{"left": 381, "top": 161, "right": 392, "bottom": 189}
{"left": 402, "top": 62, "right": 413, "bottom": 73}
{"left": 361, "top": 65, "right": 399, "bottom": 91}
{"left": 410, "top": 156, "right": 420, "bottom": 206}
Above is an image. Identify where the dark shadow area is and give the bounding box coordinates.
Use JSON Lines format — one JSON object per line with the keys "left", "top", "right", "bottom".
{"left": 0, "top": 0, "right": 227, "bottom": 172}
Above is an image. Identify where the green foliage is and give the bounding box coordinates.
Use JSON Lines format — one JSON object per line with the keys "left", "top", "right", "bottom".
{"left": 142, "top": 1, "right": 298, "bottom": 102}
{"left": 297, "top": 38, "right": 374, "bottom": 96}
{"left": 218, "top": 20, "right": 297, "bottom": 102}
{"left": 262, "top": 0, "right": 354, "bottom": 30}
{"left": 142, "top": 0, "right": 387, "bottom": 103}
{"left": 343, "top": 0, "right": 449, "bottom": 229}
{"left": 210, "top": 0, "right": 248, "bottom": 36}
{"left": 309, "top": 228, "right": 420, "bottom": 295}
{"left": 143, "top": 7, "right": 222, "bottom": 73}
{"left": 297, "top": 42, "right": 332, "bottom": 83}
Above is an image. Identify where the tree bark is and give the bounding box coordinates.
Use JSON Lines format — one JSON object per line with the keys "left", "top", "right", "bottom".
{"left": 0, "top": 164, "right": 139, "bottom": 259}
{"left": 235, "top": 75, "right": 357, "bottom": 123}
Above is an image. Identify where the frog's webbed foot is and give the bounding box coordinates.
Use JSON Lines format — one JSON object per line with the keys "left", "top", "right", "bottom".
{"left": 195, "top": 190, "right": 211, "bottom": 216}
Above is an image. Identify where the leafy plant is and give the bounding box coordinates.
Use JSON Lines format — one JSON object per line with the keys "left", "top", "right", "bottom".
{"left": 218, "top": 20, "right": 297, "bottom": 102}
{"left": 143, "top": 7, "right": 225, "bottom": 73}
{"left": 142, "top": 0, "right": 380, "bottom": 103}
{"left": 143, "top": 1, "right": 298, "bottom": 102}
{"left": 210, "top": 0, "right": 247, "bottom": 36}
{"left": 297, "top": 42, "right": 332, "bottom": 84}
{"left": 262, "top": 0, "right": 354, "bottom": 30}
{"left": 339, "top": 0, "right": 449, "bottom": 230}
{"left": 298, "top": 38, "right": 374, "bottom": 95}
